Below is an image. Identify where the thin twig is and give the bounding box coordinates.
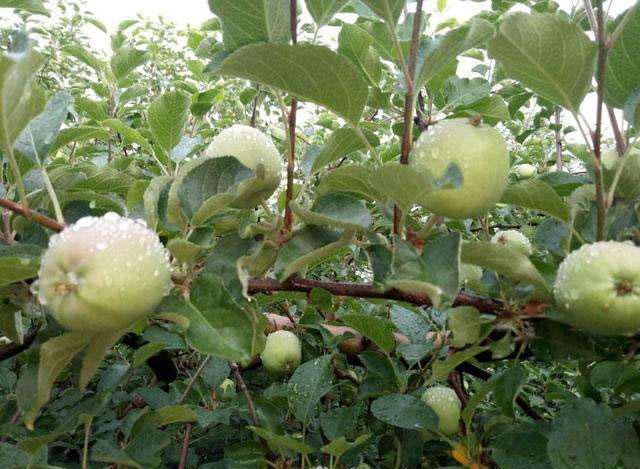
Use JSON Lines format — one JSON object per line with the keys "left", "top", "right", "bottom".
{"left": 607, "top": 106, "right": 626, "bottom": 155}
{"left": 229, "top": 361, "right": 272, "bottom": 457}
{"left": 177, "top": 423, "right": 192, "bottom": 469}
{"left": 0, "top": 197, "right": 64, "bottom": 232}
{"left": 393, "top": 0, "right": 424, "bottom": 236}
{"left": 176, "top": 355, "right": 211, "bottom": 469}
{"left": 0, "top": 327, "right": 39, "bottom": 361}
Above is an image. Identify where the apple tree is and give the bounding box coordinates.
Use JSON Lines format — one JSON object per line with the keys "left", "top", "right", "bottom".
{"left": 0, "top": 0, "right": 639, "bottom": 467}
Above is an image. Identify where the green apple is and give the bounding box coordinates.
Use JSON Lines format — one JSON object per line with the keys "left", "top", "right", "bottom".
{"left": 205, "top": 124, "right": 282, "bottom": 208}
{"left": 37, "top": 212, "right": 171, "bottom": 333}
{"left": 260, "top": 330, "right": 302, "bottom": 374}
{"left": 410, "top": 118, "right": 509, "bottom": 219}
{"left": 491, "top": 229, "right": 532, "bottom": 256}
{"left": 553, "top": 241, "right": 640, "bottom": 336}
{"left": 421, "top": 386, "right": 461, "bottom": 435}
{"left": 514, "top": 163, "right": 537, "bottom": 179}
{"left": 599, "top": 147, "right": 640, "bottom": 200}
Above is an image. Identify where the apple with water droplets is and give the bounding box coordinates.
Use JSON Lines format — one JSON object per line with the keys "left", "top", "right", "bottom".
{"left": 514, "top": 163, "right": 537, "bottom": 179}
{"left": 410, "top": 118, "right": 510, "bottom": 219}
{"left": 553, "top": 241, "right": 640, "bottom": 336}
{"left": 421, "top": 386, "right": 462, "bottom": 435}
{"left": 36, "top": 212, "right": 172, "bottom": 333}
{"left": 205, "top": 124, "right": 283, "bottom": 208}
{"left": 491, "top": 229, "right": 532, "bottom": 256}
{"left": 260, "top": 330, "right": 302, "bottom": 375}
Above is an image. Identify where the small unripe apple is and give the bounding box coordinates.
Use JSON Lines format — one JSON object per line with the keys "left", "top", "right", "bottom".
{"left": 421, "top": 386, "right": 461, "bottom": 435}
{"left": 260, "top": 330, "right": 302, "bottom": 375}
{"left": 36, "top": 212, "right": 171, "bottom": 333}
{"left": 410, "top": 118, "right": 510, "bottom": 219}
{"left": 598, "top": 147, "right": 640, "bottom": 200}
{"left": 491, "top": 230, "right": 532, "bottom": 256}
{"left": 205, "top": 124, "right": 282, "bottom": 207}
{"left": 553, "top": 241, "right": 640, "bottom": 336}
{"left": 513, "top": 163, "right": 537, "bottom": 179}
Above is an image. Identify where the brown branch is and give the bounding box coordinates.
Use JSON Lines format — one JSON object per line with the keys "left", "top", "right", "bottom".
{"left": 177, "top": 423, "right": 192, "bottom": 469}
{"left": 0, "top": 198, "right": 64, "bottom": 232}
{"left": 394, "top": 0, "right": 424, "bottom": 236}
{"left": 0, "top": 327, "right": 39, "bottom": 361}
{"left": 283, "top": 0, "right": 298, "bottom": 233}
{"left": 248, "top": 277, "right": 504, "bottom": 314}
{"left": 457, "top": 362, "right": 543, "bottom": 420}
{"left": 607, "top": 105, "right": 626, "bottom": 156}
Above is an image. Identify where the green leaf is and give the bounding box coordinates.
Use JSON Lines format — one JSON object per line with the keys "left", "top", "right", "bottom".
{"left": 148, "top": 90, "right": 191, "bottom": 154}
{"left": 13, "top": 91, "right": 72, "bottom": 165}
{"left": 448, "top": 306, "right": 482, "bottom": 348}
{"left": 102, "top": 118, "right": 153, "bottom": 153}
{"left": 547, "top": 399, "right": 640, "bottom": 469}
{"left": 461, "top": 241, "right": 550, "bottom": 294}
{"left": 488, "top": 12, "right": 596, "bottom": 113}
{"left": 341, "top": 314, "right": 395, "bottom": 353}
{"left": 311, "top": 127, "right": 367, "bottom": 174}
{"left": 110, "top": 47, "right": 148, "bottom": 80}
{"left": 360, "top": 0, "right": 405, "bottom": 26}
{"left": 62, "top": 44, "right": 105, "bottom": 73}
{"left": 322, "top": 434, "right": 372, "bottom": 460}
{"left": 604, "top": 4, "right": 640, "bottom": 109}
{"left": 431, "top": 346, "right": 488, "bottom": 381}
{"left": 168, "top": 156, "right": 254, "bottom": 226}
{"left": 371, "top": 394, "right": 439, "bottom": 431}
{"left": 0, "top": 304, "right": 23, "bottom": 344}
{"left": 338, "top": 23, "right": 381, "bottom": 86}
{"left": 167, "top": 238, "right": 209, "bottom": 265}
{"left": 417, "top": 19, "right": 494, "bottom": 89}
{"left": 306, "top": 0, "right": 349, "bottom": 27}
{"left": 290, "top": 193, "right": 372, "bottom": 231}
{"left": 316, "top": 164, "right": 383, "bottom": 201}
{"left": 275, "top": 226, "right": 353, "bottom": 280}
{"left": 0, "top": 244, "right": 42, "bottom": 286}
{"left": 422, "top": 232, "right": 461, "bottom": 302}
{"left": 143, "top": 175, "right": 172, "bottom": 230}
{"left": 492, "top": 422, "right": 552, "bottom": 469}
{"left": 208, "top": 0, "right": 290, "bottom": 52}
{"left": 132, "top": 342, "right": 167, "bottom": 368}
{"left": 385, "top": 239, "right": 444, "bottom": 308}
{"left": 153, "top": 405, "right": 197, "bottom": 426}
{"left": 248, "top": 427, "right": 313, "bottom": 456}
{"left": 158, "top": 274, "right": 267, "bottom": 363}
{"left": 288, "top": 355, "right": 333, "bottom": 425}
{"left": 0, "top": 47, "right": 44, "bottom": 151}
{"left": 369, "top": 163, "right": 434, "bottom": 211}
{"left": 492, "top": 365, "right": 528, "bottom": 418}
{"left": 220, "top": 43, "right": 369, "bottom": 125}
{"left": 501, "top": 179, "right": 570, "bottom": 223}
{"left": 49, "top": 126, "right": 109, "bottom": 155}
{"left": 79, "top": 330, "right": 123, "bottom": 390}
{"left": 0, "top": 0, "right": 49, "bottom": 15}
{"left": 25, "top": 332, "right": 91, "bottom": 429}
